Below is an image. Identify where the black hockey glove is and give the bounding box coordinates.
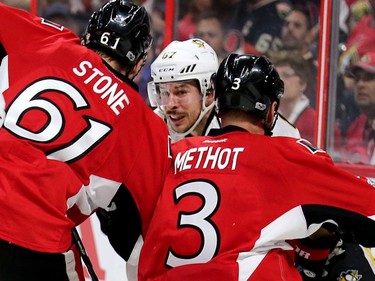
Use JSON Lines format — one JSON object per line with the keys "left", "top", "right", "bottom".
{"left": 290, "top": 226, "right": 339, "bottom": 280}
{"left": 96, "top": 185, "right": 142, "bottom": 261}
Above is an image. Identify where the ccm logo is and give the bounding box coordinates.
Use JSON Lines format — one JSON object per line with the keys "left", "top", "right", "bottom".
{"left": 158, "top": 67, "right": 175, "bottom": 72}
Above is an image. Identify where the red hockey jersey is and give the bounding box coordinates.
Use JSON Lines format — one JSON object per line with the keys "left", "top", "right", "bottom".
{"left": 139, "top": 126, "right": 375, "bottom": 281}
{"left": 0, "top": 4, "right": 171, "bottom": 253}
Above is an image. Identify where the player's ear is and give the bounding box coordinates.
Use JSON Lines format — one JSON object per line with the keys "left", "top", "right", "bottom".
{"left": 131, "top": 59, "right": 145, "bottom": 78}
{"left": 266, "top": 101, "right": 278, "bottom": 125}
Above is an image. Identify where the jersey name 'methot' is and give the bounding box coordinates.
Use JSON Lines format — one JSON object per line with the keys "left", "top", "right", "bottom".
{"left": 174, "top": 146, "right": 244, "bottom": 173}
{"left": 73, "top": 60, "right": 130, "bottom": 115}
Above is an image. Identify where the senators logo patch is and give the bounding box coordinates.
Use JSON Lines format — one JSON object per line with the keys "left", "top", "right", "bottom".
{"left": 338, "top": 269, "right": 362, "bottom": 281}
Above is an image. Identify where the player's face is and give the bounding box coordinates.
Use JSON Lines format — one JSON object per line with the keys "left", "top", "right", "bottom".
{"left": 157, "top": 80, "right": 203, "bottom": 133}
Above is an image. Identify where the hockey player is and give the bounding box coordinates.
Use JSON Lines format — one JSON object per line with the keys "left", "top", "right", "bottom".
{"left": 0, "top": 1, "right": 170, "bottom": 280}
{"left": 137, "top": 54, "right": 375, "bottom": 281}
{"left": 147, "top": 38, "right": 221, "bottom": 143}
{"left": 97, "top": 38, "right": 222, "bottom": 280}
{"left": 97, "top": 39, "right": 300, "bottom": 280}
{"left": 147, "top": 38, "right": 300, "bottom": 142}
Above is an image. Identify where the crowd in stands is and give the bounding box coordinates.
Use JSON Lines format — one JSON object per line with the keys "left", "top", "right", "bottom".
{"left": 337, "top": 0, "right": 375, "bottom": 165}
{"left": 1, "top": 0, "right": 374, "bottom": 165}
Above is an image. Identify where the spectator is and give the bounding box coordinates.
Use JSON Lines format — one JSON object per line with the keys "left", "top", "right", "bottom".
{"left": 195, "top": 11, "right": 229, "bottom": 63}
{"left": 336, "top": 0, "right": 372, "bottom": 140}
{"left": 280, "top": 6, "right": 318, "bottom": 61}
{"left": 343, "top": 52, "right": 375, "bottom": 164}
{"left": 272, "top": 51, "right": 343, "bottom": 149}
{"left": 340, "top": 0, "right": 375, "bottom": 72}
{"left": 348, "top": 0, "right": 371, "bottom": 32}
{"left": 66, "top": 0, "right": 106, "bottom": 14}
{"left": 279, "top": 6, "right": 319, "bottom": 106}
{"left": 143, "top": 0, "right": 165, "bottom": 52}
{"left": 177, "top": 0, "right": 213, "bottom": 41}
{"left": 41, "top": 0, "right": 97, "bottom": 33}
{"left": 270, "top": 51, "right": 316, "bottom": 143}
{"left": 43, "top": 2, "right": 81, "bottom": 35}
{"left": 0, "top": 0, "right": 30, "bottom": 10}
{"left": 335, "top": 73, "right": 361, "bottom": 142}
{"left": 229, "top": 0, "right": 291, "bottom": 55}
{"left": 134, "top": 0, "right": 166, "bottom": 102}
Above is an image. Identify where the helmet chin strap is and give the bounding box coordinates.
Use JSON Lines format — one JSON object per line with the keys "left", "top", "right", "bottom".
{"left": 166, "top": 100, "right": 215, "bottom": 142}
{"left": 264, "top": 111, "right": 279, "bottom": 136}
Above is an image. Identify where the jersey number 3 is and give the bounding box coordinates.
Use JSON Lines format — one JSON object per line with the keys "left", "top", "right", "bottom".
{"left": 166, "top": 180, "right": 220, "bottom": 267}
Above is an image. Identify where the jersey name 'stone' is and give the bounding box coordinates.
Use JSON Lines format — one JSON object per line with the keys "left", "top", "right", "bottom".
{"left": 73, "top": 60, "right": 130, "bottom": 115}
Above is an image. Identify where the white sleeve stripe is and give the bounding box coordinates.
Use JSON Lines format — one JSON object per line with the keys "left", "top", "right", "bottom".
{"left": 0, "top": 55, "right": 8, "bottom": 128}
{"left": 237, "top": 252, "right": 266, "bottom": 281}
{"left": 236, "top": 206, "right": 337, "bottom": 280}
{"left": 68, "top": 174, "right": 121, "bottom": 215}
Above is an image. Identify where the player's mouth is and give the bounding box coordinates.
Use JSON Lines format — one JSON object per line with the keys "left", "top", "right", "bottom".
{"left": 168, "top": 114, "right": 185, "bottom": 124}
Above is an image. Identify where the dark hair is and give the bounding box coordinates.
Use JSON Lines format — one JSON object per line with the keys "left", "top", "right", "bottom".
{"left": 288, "top": 4, "right": 319, "bottom": 30}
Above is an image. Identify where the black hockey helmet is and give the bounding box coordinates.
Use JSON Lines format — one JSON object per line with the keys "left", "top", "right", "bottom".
{"left": 214, "top": 53, "right": 284, "bottom": 119}
{"left": 82, "top": 0, "right": 152, "bottom": 72}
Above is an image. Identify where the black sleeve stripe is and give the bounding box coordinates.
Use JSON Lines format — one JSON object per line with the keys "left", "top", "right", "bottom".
{"left": 96, "top": 184, "right": 142, "bottom": 261}
{"left": 0, "top": 42, "right": 6, "bottom": 62}
{"left": 302, "top": 204, "right": 375, "bottom": 247}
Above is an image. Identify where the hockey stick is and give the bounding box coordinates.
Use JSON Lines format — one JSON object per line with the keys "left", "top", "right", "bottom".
{"left": 72, "top": 227, "right": 100, "bottom": 281}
